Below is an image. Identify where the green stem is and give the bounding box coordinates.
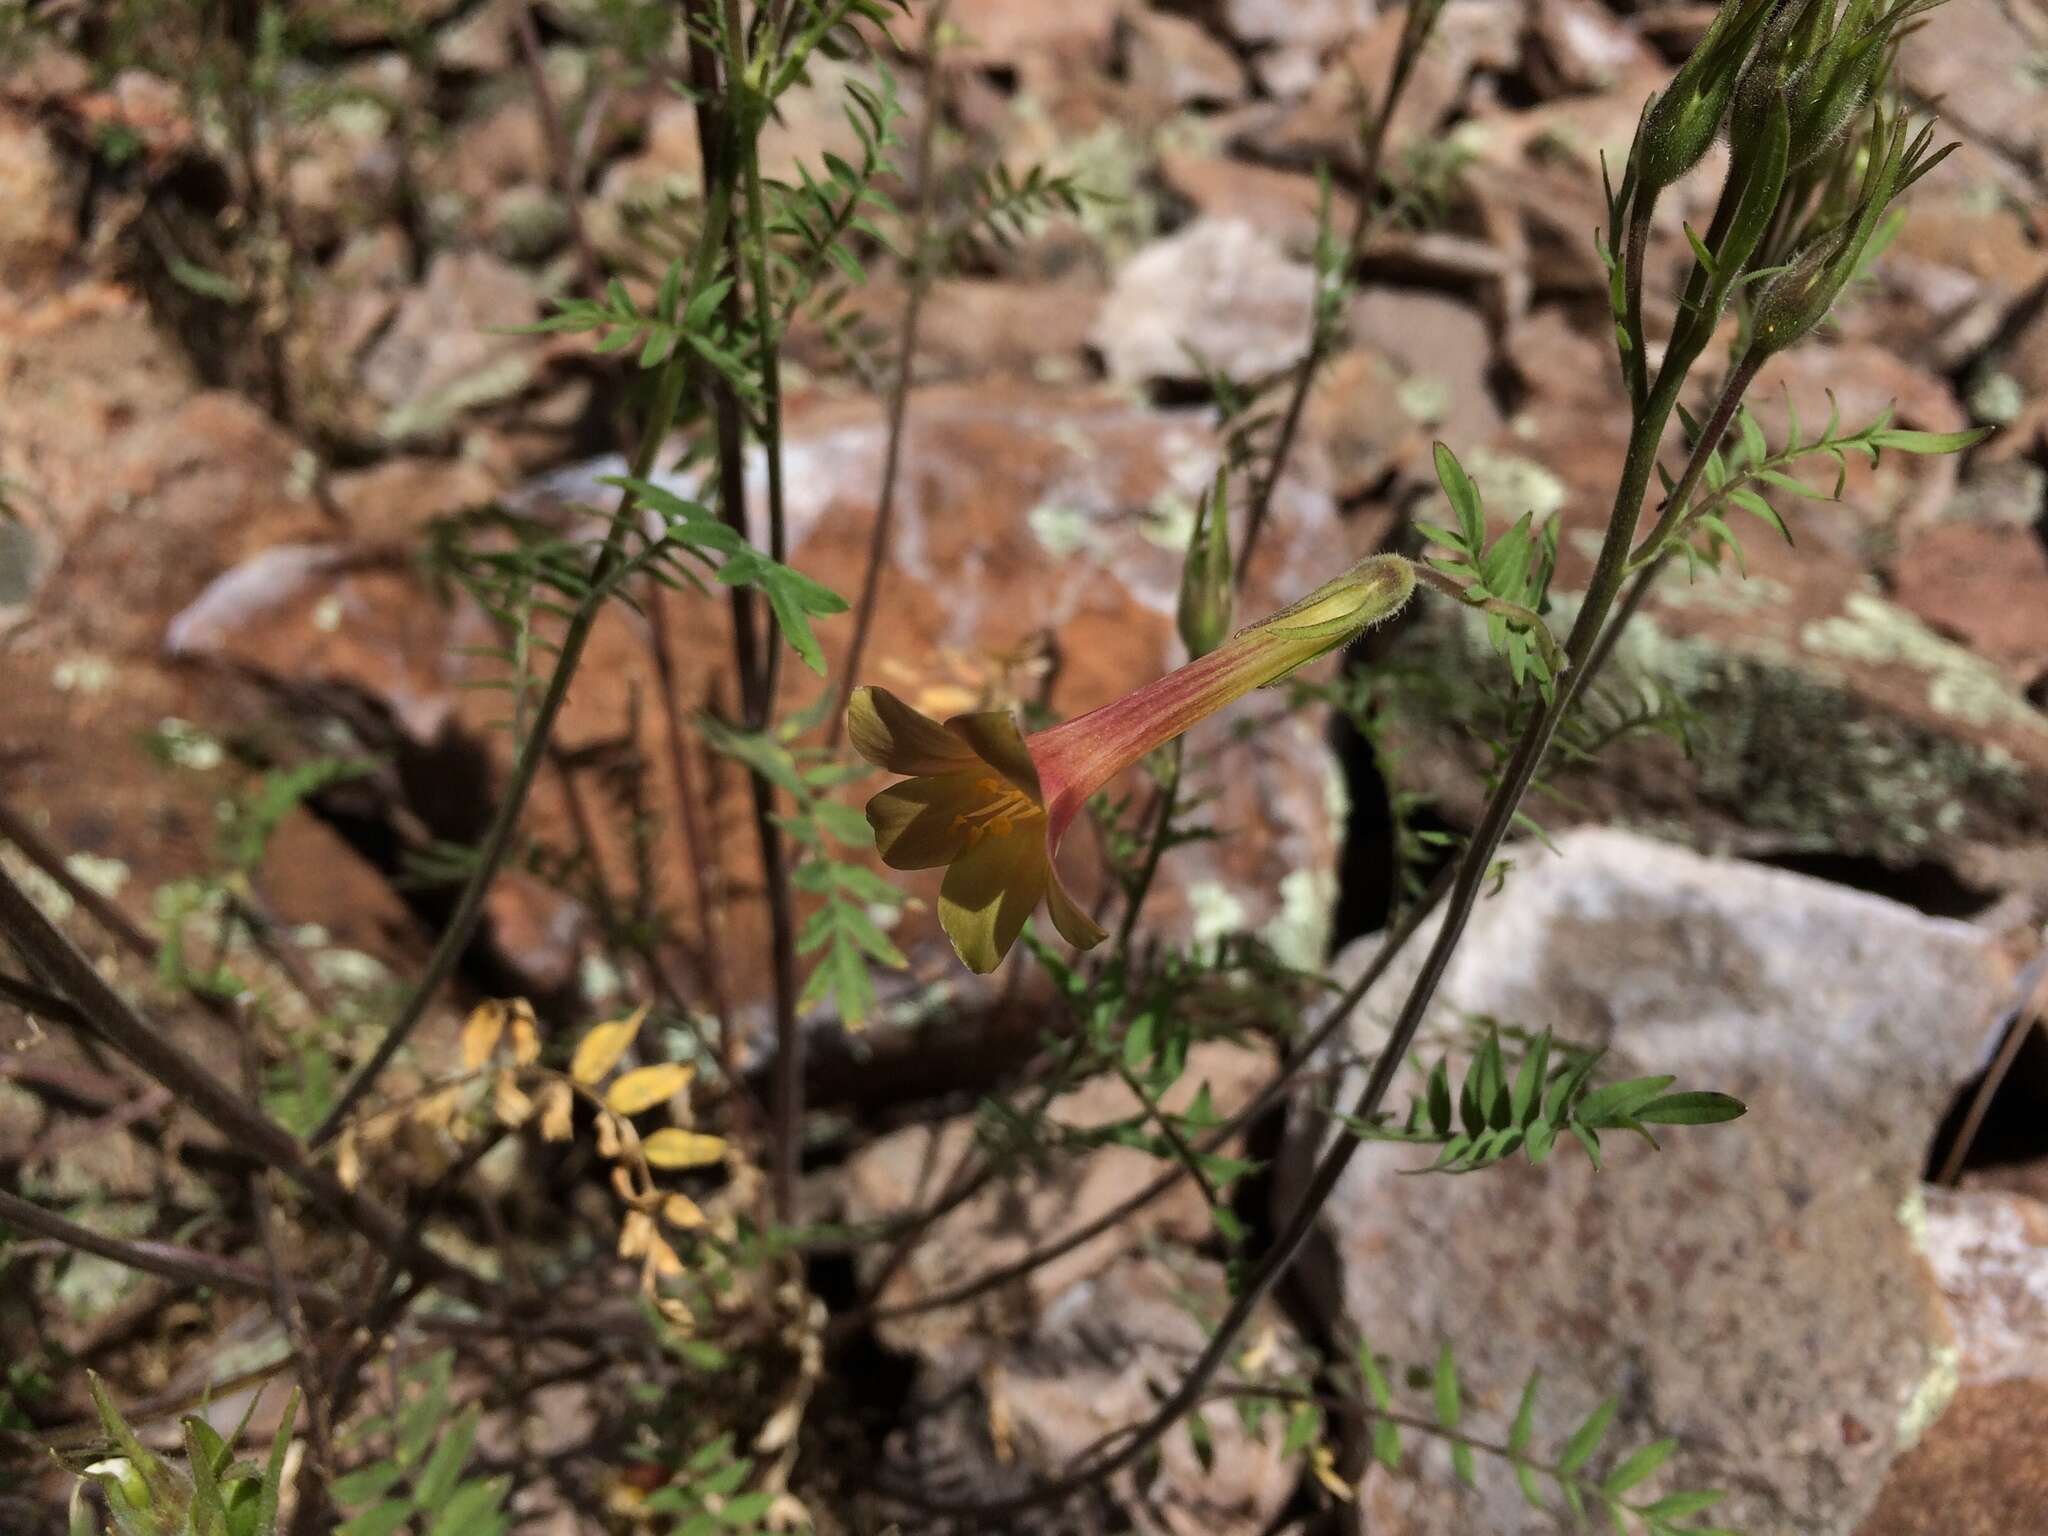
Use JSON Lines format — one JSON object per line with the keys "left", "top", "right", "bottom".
{"left": 1113, "top": 738, "right": 1184, "bottom": 954}
{"left": 1621, "top": 190, "right": 1657, "bottom": 411}
{"left": 1624, "top": 350, "right": 1766, "bottom": 572}
{"left": 717, "top": 0, "right": 806, "bottom": 1223}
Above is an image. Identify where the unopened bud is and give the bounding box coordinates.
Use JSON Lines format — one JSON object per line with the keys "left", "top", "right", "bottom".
{"left": 1749, "top": 106, "right": 1945, "bottom": 354}
{"left": 1638, "top": 0, "right": 1781, "bottom": 190}
{"left": 1177, "top": 468, "right": 1235, "bottom": 658}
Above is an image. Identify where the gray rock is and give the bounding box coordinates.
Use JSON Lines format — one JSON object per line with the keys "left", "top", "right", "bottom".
{"left": 360, "top": 250, "right": 541, "bottom": 442}
{"left": 1222, "top": 0, "right": 1372, "bottom": 49}
{"left": 1296, "top": 829, "right": 2010, "bottom": 1534}
{"left": 1091, "top": 218, "right": 1315, "bottom": 384}
{"left": 1859, "top": 1186, "right": 2048, "bottom": 1535}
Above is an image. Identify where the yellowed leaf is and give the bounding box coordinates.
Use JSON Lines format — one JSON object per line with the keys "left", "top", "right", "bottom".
{"left": 605, "top": 1063, "right": 692, "bottom": 1116}
{"left": 984, "top": 1365, "right": 1014, "bottom": 1465}
{"left": 1311, "top": 1445, "right": 1354, "bottom": 1502}
{"left": 335, "top": 1128, "right": 361, "bottom": 1192}
{"left": 1239, "top": 1324, "right": 1278, "bottom": 1376}
{"left": 411, "top": 1086, "right": 463, "bottom": 1134}
{"left": 642, "top": 1129, "right": 727, "bottom": 1169}
{"left": 461, "top": 1001, "right": 506, "bottom": 1069}
{"left": 644, "top": 1236, "right": 683, "bottom": 1279}
{"left": 570, "top": 1003, "right": 648, "bottom": 1085}
{"left": 537, "top": 1079, "right": 574, "bottom": 1141}
{"left": 493, "top": 1071, "right": 534, "bottom": 1127}
{"left": 754, "top": 1399, "right": 803, "bottom": 1454}
{"left": 508, "top": 999, "right": 540, "bottom": 1065}
{"left": 662, "top": 1193, "right": 707, "bottom": 1230}
{"left": 595, "top": 1110, "right": 624, "bottom": 1159}
{"left": 618, "top": 1209, "right": 654, "bottom": 1260}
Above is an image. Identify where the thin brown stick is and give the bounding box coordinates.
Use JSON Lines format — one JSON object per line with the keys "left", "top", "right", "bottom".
{"left": 0, "top": 860, "right": 497, "bottom": 1305}
{"left": 0, "top": 797, "right": 159, "bottom": 962}
{"left": 0, "top": 1187, "right": 346, "bottom": 1321}
{"left": 826, "top": 0, "right": 951, "bottom": 746}
{"left": 1236, "top": 0, "right": 1439, "bottom": 578}
{"left": 645, "top": 591, "right": 737, "bottom": 1057}
{"left": 511, "top": 0, "right": 604, "bottom": 297}
{"left": 830, "top": 864, "right": 1454, "bottom": 1340}
{"left": 1937, "top": 955, "right": 2048, "bottom": 1186}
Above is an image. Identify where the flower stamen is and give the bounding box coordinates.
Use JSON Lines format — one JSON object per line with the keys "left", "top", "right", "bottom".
{"left": 951, "top": 778, "right": 1042, "bottom": 846}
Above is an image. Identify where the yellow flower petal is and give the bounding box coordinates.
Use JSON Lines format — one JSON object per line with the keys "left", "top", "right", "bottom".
{"left": 938, "top": 824, "right": 1049, "bottom": 974}
{"left": 571, "top": 1004, "right": 648, "bottom": 1084}
{"left": 606, "top": 1063, "right": 694, "bottom": 1116}
{"left": 846, "top": 685, "right": 982, "bottom": 775}
{"left": 643, "top": 1129, "right": 727, "bottom": 1169}
{"left": 945, "top": 709, "right": 1043, "bottom": 802}
{"left": 865, "top": 772, "right": 987, "bottom": 870}
{"left": 1046, "top": 865, "right": 1107, "bottom": 951}
{"left": 619, "top": 1209, "right": 655, "bottom": 1260}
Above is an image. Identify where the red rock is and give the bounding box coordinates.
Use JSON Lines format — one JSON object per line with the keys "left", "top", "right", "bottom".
{"left": 0, "top": 112, "right": 75, "bottom": 298}
{"left": 1892, "top": 523, "right": 2048, "bottom": 684}
{"left": 1158, "top": 151, "right": 1360, "bottom": 257}
{"left": 1123, "top": 8, "right": 1249, "bottom": 108}
{"left": 329, "top": 455, "right": 507, "bottom": 548}
{"left": 359, "top": 251, "right": 544, "bottom": 443}
{"left": 166, "top": 544, "right": 492, "bottom": 744}
{"left": 905, "top": 0, "right": 1118, "bottom": 65}
{"left": 1859, "top": 1188, "right": 2048, "bottom": 1535}
{"left": 1531, "top": 0, "right": 1658, "bottom": 91}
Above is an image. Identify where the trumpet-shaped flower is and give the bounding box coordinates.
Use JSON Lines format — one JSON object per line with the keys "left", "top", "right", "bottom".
{"left": 848, "top": 555, "right": 1415, "bottom": 973}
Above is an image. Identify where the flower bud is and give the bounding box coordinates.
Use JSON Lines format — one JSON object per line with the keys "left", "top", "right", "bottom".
{"left": 1749, "top": 106, "right": 1949, "bottom": 354}
{"left": 1177, "top": 468, "right": 1235, "bottom": 659}
{"left": 1638, "top": 0, "right": 1781, "bottom": 190}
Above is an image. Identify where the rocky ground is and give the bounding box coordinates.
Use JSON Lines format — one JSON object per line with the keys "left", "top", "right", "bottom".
{"left": 4, "top": 0, "right": 2048, "bottom": 1531}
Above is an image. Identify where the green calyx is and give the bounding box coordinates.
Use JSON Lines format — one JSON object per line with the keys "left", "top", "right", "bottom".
{"left": 1749, "top": 104, "right": 1952, "bottom": 355}
{"left": 1734, "top": 0, "right": 1943, "bottom": 170}
{"left": 1637, "top": 0, "right": 1781, "bottom": 191}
